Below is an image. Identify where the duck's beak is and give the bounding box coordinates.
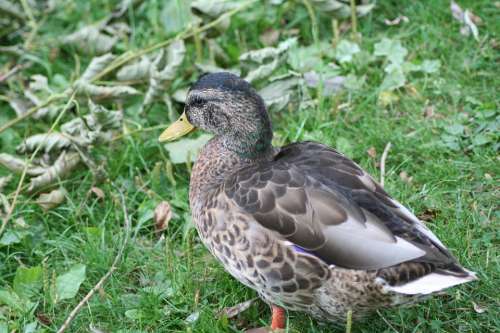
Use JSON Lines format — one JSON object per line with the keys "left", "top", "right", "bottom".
{"left": 158, "top": 112, "right": 195, "bottom": 142}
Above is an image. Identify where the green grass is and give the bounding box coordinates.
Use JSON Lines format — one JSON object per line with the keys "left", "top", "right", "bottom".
{"left": 1, "top": 1, "right": 499, "bottom": 332}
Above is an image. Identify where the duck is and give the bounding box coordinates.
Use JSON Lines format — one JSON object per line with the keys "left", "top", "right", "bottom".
{"left": 158, "top": 72, "right": 477, "bottom": 330}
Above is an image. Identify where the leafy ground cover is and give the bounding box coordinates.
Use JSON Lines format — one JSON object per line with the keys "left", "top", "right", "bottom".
{"left": 0, "top": 0, "right": 498, "bottom": 332}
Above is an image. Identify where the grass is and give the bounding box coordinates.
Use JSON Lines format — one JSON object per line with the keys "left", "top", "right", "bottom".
{"left": 0, "top": 1, "right": 499, "bottom": 332}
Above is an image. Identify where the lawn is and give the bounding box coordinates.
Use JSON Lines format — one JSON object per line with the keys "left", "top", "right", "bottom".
{"left": 0, "top": 0, "right": 498, "bottom": 332}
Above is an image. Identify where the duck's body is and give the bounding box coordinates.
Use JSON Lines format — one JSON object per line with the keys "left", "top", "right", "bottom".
{"left": 160, "top": 72, "right": 476, "bottom": 326}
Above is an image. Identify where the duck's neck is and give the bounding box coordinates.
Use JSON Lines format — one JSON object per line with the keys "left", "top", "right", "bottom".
{"left": 189, "top": 135, "right": 274, "bottom": 208}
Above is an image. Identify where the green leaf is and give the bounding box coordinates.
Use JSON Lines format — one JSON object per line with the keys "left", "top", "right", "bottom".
{"left": 374, "top": 38, "right": 408, "bottom": 64}
{"left": 420, "top": 60, "right": 441, "bottom": 73}
{"left": 380, "top": 68, "right": 406, "bottom": 91}
{"left": 161, "top": 0, "right": 194, "bottom": 35}
{"left": 0, "top": 229, "right": 30, "bottom": 246}
{"left": 0, "top": 290, "right": 35, "bottom": 314}
{"left": 335, "top": 40, "right": 360, "bottom": 63}
{"left": 13, "top": 266, "right": 43, "bottom": 299}
{"left": 55, "top": 264, "right": 86, "bottom": 302}
{"left": 444, "top": 124, "right": 465, "bottom": 136}
{"left": 163, "top": 134, "right": 212, "bottom": 164}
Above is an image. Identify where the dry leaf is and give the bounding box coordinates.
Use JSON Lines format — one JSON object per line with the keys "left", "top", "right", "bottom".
{"left": 399, "top": 171, "right": 413, "bottom": 184}
{"left": 90, "top": 186, "right": 105, "bottom": 200}
{"left": 62, "top": 25, "right": 118, "bottom": 54}
{"left": 260, "top": 28, "right": 280, "bottom": 46}
{"left": 17, "top": 133, "right": 72, "bottom": 155}
{"left": 80, "top": 53, "right": 116, "bottom": 82}
{"left": 0, "top": 153, "right": 47, "bottom": 176}
{"left": 218, "top": 299, "right": 255, "bottom": 319}
{"left": 116, "top": 56, "right": 152, "bottom": 81}
{"left": 0, "top": 175, "right": 12, "bottom": 193}
{"left": 450, "top": 1, "right": 479, "bottom": 40}
{"left": 154, "top": 201, "right": 172, "bottom": 235}
{"left": 472, "top": 301, "right": 487, "bottom": 314}
{"left": 423, "top": 105, "right": 435, "bottom": 118}
{"left": 36, "top": 188, "right": 67, "bottom": 211}
{"left": 304, "top": 71, "right": 345, "bottom": 95}
{"left": 76, "top": 82, "right": 139, "bottom": 100}
{"left": 0, "top": 0, "right": 25, "bottom": 20}
{"left": 28, "top": 152, "right": 81, "bottom": 192}
{"left": 367, "top": 147, "right": 377, "bottom": 159}
{"left": 384, "top": 15, "right": 409, "bottom": 26}
{"left": 88, "top": 100, "right": 123, "bottom": 130}
{"left": 418, "top": 208, "right": 439, "bottom": 222}
{"left": 144, "top": 40, "right": 186, "bottom": 107}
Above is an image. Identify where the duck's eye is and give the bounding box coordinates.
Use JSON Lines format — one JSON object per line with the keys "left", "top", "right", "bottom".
{"left": 191, "top": 97, "right": 205, "bottom": 108}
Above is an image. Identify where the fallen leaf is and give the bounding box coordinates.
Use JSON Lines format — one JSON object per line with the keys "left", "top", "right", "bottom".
{"left": 143, "top": 40, "right": 186, "bottom": 107}
{"left": 62, "top": 25, "right": 118, "bottom": 54}
{"left": 0, "top": 153, "right": 47, "bottom": 176}
{"left": 472, "top": 301, "right": 487, "bottom": 313}
{"left": 418, "top": 208, "right": 439, "bottom": 222}
{"left": 378, "top": 90, "right": 400, "bottom": 106}
{"left": 450, "top": 1, "right": 479, "bottom": 40}
{"left": 423, "top": 105, "right": 435, "bottom": 118}
{"left": 185, "top": 311, "right": 200, "bottom": 324}
{"left": 80, "top": 53, "right": 116, "bottom": 82}
{"left": 75, "top": 82, "right": 139, "bottom": 101}
{"left": 218, "top": 299, "right": 255, "bottom": 319}
{"left": 384, "top": 15, "right": 409, "bottom": 26}
{"left": 36, "top": 188, "right": 67, "bottom": 211}
{"left": 399, "top": 171, "right": 413, "bottom": 184}
{"left": 36, "top": 312, "right": 52, "bottom": 325}
{"left": 0, "top": 175, "right": 12, "bottom": 193}
{"left": 17, "top": 133, "right": 72, "bottom": 155}
{"left": 90, "top": 186, "right": 105, "bottom": 200}
{"left": 367, "top": 147, "right": 377, "bottom": 159}
{"left": 309, "top": 0, "right": 375, "bottom": 18}
{"left": 28, "top": 152, "right": 81, "bottom": 192}
{"left": 154, "top": 201, "right": 172, "bottom": 235}
{"left": 260, "top": 28, "right": 280, "bottom": 46}
{"left": 116, "top": 56, "right": 152, "bottom": 81}
{"left": 13, "top": 265, "right": 43, "bottom": 299}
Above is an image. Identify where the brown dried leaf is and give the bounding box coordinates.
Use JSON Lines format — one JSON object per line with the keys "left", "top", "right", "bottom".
{"left": 76, "top": 82, "right": 139, "bottom": 100}
{"left": 116, "top": 56, "right": 152, "bottom": 81}
{"left": 0, "top": 153, "right": 47, "bottom": 176}
{"left": 62, "top": 26, "right": 118, "bottom": 55}
{"left": 0, "top": 175, "right": 12, "bottom": 193}
{"left": 144, "top": 40, "right": 186, "bottom": 106}
{"left": 28, "top": 152, "right": 81, "bottom": 192}
{"left": 367, "top": 147, "right": 377, "bottom": 159}
{"left": 154, "top": 201, "right": 172, "bottom": 235}
{"left": 17, "top": 133, "right": 72, "bottom": 154}
{"left": 260, "top": 28, "right": 280, "bottom": 46}
{"left": 80, "top": 53, "right": 116, "bottom": 82}
{"left": 472, "top": 301, "right": 487, "bottom": 314}
{"left": 218, "top": 299, "right": 255, "bottom": 319}
{"left": 36, "top": 188, "right": 67, "bottom": 211}
{"left": 90, "top": 186, "right": 105, "bottom": 200}
{"left": 384, "top": 15, "right": 409, "bottom": 26}
{"left": 418, "top": 208, "right": 439, "bottom": 222}
{"left": 399, "top": 171, "right": 413, "bottom": 184}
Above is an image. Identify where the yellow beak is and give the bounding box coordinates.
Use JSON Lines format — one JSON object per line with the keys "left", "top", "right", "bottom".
{"left": 158, "top": 112, "right": 195, "bottom": 142}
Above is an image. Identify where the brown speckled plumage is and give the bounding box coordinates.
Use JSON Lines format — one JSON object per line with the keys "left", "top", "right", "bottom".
{"left": 168, "top": 72, "right": 476, "bottom": 323}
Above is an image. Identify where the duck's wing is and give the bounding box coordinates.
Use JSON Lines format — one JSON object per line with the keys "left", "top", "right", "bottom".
{"left": 223, "top": 142, "right": 462, "bottom": 272}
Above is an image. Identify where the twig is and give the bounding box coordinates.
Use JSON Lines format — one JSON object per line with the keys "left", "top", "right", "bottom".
{"left": 0, "top": 62, "right": 31, "bottom": 83}
{"left": 0, "top": 91, "right": 69, "bottom": 135}
{"left": 380, "top": 142, "right": 392, "bottom": 187}
{"left": 349, "top": 0, "right": 359, "bottom": 41}
{"left": 0, "top": 92, "right": 76, "bottom": 237}
{"left": 56, "top": 185, "right": 131, "bottom": 333}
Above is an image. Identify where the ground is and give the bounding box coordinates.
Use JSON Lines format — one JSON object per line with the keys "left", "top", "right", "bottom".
{"left": 0, "top": 1, "right": 498, "bottom": 332}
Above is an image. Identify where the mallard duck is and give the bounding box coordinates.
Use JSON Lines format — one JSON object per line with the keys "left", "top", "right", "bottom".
{"left": 158, "top": 72, "right": 477, "bottom": 330}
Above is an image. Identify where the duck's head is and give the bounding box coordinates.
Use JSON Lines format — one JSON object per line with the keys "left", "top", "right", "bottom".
{"left": 159, "top": 72, "right": 273, "bottom": 157}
